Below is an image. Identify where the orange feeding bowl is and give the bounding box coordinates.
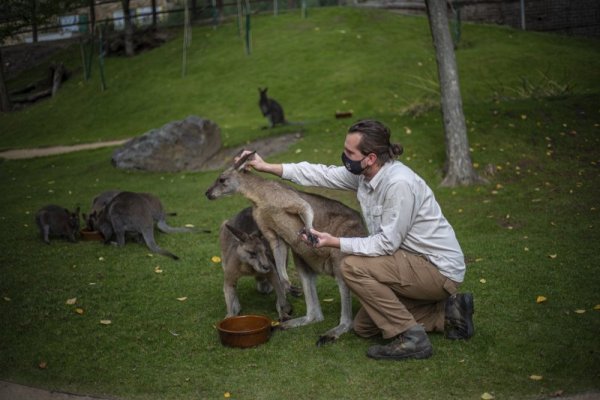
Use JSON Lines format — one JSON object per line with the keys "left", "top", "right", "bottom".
{"left": 217, "top": 315, "right": 273, "bottom": 348}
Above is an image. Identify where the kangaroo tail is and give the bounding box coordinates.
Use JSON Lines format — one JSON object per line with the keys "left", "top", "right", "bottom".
{"left": 142, "top": 230, "right": 179, "bottom": 260}
{"left": 156, "top": 219, "right": 207, "bottom": 234}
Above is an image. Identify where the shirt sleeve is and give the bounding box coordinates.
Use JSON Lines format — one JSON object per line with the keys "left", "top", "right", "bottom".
{"left": 340, "top": 180, "right": 415, "bottom": 256}
{"left": 281, "top": 162, "right": 359, "bottom": 191}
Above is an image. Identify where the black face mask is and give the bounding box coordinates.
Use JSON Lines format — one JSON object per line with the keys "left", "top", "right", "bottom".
{"left": 341, "top": 153, "right": 367, "bottom": 175}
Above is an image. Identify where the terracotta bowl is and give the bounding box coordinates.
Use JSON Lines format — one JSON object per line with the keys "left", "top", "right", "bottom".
{"left": 217, "top": 315, "right": 273, "bottom": 348}
{"left": 80, "top": 229, "right": 104, "bottom": 241}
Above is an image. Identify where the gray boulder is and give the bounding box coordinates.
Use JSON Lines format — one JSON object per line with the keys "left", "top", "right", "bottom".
{"left": 112, "top": 116, "right": 221, "bottom": 172}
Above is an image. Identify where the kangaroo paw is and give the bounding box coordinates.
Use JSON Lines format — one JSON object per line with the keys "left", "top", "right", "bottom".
{"left": 316, "top": 334, "right": 338, "bottom": 347}
{"left": 298, "top": 227, "right": 319, "bottom": 247}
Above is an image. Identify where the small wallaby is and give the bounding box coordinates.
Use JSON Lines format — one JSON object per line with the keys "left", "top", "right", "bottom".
{"left": 85, "top": 190, "right": 204, "bottom": 234}
{"left": 35, "top": 205, "right": 81, "bottom": 244}
{"left": 95, "top": 191, "right": 179, "bottom": 260}
{"left": 258, "top": 87, "right": 287, "bottom": 128}
{"left": 220, "top": 207, "right": 293, "bottom": 320}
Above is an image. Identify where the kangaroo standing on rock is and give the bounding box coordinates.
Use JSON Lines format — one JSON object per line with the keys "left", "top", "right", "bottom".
{"left": 220, "top": 207, "right": 293, "bottom": 320}
{"left": 206, "top": 152, "right": 367, "bottom": 345}
{"left": 258, "top": 87, "right": 287, "bottom": 128}
{"left": 95, "top": 192, "right": 180, "bottom": 260}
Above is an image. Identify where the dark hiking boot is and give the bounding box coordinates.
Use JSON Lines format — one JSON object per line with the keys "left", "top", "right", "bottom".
{"left": 366, "top": 325, "right": 433, "bottom": 360}
{"left": 444, "top": 292, "right": 474, "bottom": 340}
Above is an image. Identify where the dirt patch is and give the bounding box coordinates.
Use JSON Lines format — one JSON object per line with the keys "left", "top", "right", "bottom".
{"left": 0, "top": 132, "right": 302, "bottom": 171}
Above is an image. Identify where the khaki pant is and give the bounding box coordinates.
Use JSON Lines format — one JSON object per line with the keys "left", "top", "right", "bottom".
{"left": 340, "top": 249, "right": 459, "bottom": 339}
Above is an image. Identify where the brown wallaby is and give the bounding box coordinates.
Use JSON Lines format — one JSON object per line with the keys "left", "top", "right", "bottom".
{"left": 95, "top": 191, "right": 179, "bottom": 260}
{"left": 85, "top": 190, "right": 204, "bottom": 234}
{"left": 35, "top": 205, "right": 81, "bottom": 244}
{"left": 220, "top": 207, "right": 293, "bottom": 320}
{"left": 205, "top": 152, "right": 367, "bottom": 346}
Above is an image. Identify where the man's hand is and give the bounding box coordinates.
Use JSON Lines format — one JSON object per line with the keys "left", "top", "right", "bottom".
{"left": 299, "top": 228, "right": 340, "bottom": 249}
{"left": 235, "top": 150, "right": 283, "bottom": 177}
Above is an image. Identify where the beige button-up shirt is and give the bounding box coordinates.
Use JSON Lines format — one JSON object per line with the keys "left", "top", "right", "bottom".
{"left": 281, "top": 160, "right": 466, "bottom": 282}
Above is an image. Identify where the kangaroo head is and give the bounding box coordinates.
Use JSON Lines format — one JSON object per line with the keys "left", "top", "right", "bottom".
{"left": 227, "top": 224, "right": 273, "bottom": 274}
{"left": 68, "top": 207, "right": 81, "bottom": 233}
{"left": 205, "top": 152, "right": 255, "bottom": 200}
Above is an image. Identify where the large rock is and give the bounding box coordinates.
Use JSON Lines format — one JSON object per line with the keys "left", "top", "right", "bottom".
{"left": 112, "top": 116, "right": 221, "bottom": 172}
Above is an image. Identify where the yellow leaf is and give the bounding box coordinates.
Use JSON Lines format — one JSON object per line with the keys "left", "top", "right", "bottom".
{"left": 529, "top": 375, "right": 543, "bottom": 381}
{"left": 574, "top": 309, "right": 586, "bottom": 314}
{"left": 177, "top": 297, "right": 188, "bottom": 302}
{"left": 75, "top": 308, "right": 84, "bottom": 315}
{"left": 536, "top": 296, "right": 547, "bottom": 304}
{"left": 211, "top": 256, "right": 222, "bottom": 263}
{"left": 38, "top": 361, "right": 48, "bottom": 369}
{"left": 66, "top": 297, "right": 77, "bottom": 305}
{"left": 481, "top": 393, "right": 495, "bottom": 400}
{"left": 524, "top": 247, "right": 530, "bottom": 252}
{"left": 479, "top": 278, "right": 487, "bottom": 284}
{"left": 184, "top": 224, "right": 195, "bottom": 228}
{"left": 548, "top": 254, "right": 557, "bottom": 259}
{"left": 154, "top": 266, "right": 163, "bottom": 273}
{"left": 3, "top": 297, "right": 11, "bottom": 302}
{"left": 100, "top": 320, "right": 112, "bottom": 325}
{"left": 98, "top": 257, "right": 105, "bottom": 261}
{"left": 323, "top": 298, "right": 334, "bottom": 302}
{"left": 594, "top": 304, "right": 600, "bottom": 311}
{"left": 147, "top": 253, "right": 154, "bottom": 258}
{"left": 224, "top": 392, "right": 231, "bottom": 398}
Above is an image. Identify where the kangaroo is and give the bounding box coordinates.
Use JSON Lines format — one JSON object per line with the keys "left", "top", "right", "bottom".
{"left": 85, "top": 190, "right": 203, "bottom": 234}
{"left": 220, "top": 207, "right": 293, "bottom": 320}
{"left": 35, "top": 205, "right": 81, "bottom": 244}
{"left": 95, "top": 191, "right": 179, "bottom": 260}
{"left": 258, "top": 87, "right": 287, "bottom": 128}
{"left": 206, "top": 152, "right": 368, "bottom": 346}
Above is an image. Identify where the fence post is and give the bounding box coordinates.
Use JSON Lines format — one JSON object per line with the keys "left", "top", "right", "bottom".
{"left": 98, "top": 27, "right": 107, "bottom": 91}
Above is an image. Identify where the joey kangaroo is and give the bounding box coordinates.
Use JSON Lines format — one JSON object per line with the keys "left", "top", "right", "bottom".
{"left": 85, "top": 190, "right": 203, "bottom": 234}
{"left": 258, "top": 87, "right": 287, "bottom": 128}
{"left": 35, "top": 205, "right": 81, "bottom": 244}
{"left": 206, "top": 152, "right": 367, "bottom": 346}
{"left": 95, "top": 191, "right": 179, "bottom": 260}
{"left": 220, "top": 207, "right": 293, "bottom": 320}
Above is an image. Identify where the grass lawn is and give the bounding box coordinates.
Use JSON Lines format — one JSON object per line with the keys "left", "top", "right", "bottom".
{"left": 1, "top": 7, "right": 599, "bottom": 400}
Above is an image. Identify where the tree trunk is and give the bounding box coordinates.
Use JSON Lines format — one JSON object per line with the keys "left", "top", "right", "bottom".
{"left": 152, "top": 0, "right": 157, "bottom": 29}
{"left": 89, "top": 0, "right": 96, "bottom": 35}
{"left": 0, "top": 49, "right": 11, "bottom": 112}
{"left": 122, "top": 0, "right": 135, "bottom": 57}
{"left": 31, "top": 0, "right": 39, "bottom": 43}
{"left": 425, "top": 0, "right": 486, "bottom": 187}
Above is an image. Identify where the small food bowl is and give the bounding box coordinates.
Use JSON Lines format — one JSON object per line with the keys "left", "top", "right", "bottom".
{"left": 79, "top": 229, "right": 104, "bottom": 241}
{"left": 217, "top": 315, "right": 273, "bottom": 348}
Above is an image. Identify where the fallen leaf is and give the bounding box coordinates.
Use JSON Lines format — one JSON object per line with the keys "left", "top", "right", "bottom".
{"left": 481, "top": 393, "right": 495, "bottom": 400}
{"left": 75, "top": 308, "right": 84, "bottom": 315}
{"left": 211, "top": 256, "right": 221, "bottom": 263}
{"left": 524, "top": 247, "right": 530, "bottom": 251}
{"left": 184, "top": 224, "right": 195, "bottom": 228}
{"left": 224, "top": 392, "right": 231, "bottom": 398}
{"left": 548, "top": 254, "right": 557, "bottom": 259}
{"left": 98, "top": 257, "right": 105, "bottom": 261}
{"left": 66, "top": 297, "right": 77, "bottom": 305}
{"left": 594, "top": 304, "right": 600, "bottom": 311}
{"left": 536, "top": 296, "right": 547, "bottom": 304}
{"left": 147, "top": 253, "right": 154, "bottom": 258}
{"left": 154, "top": 266, "right": 163, "bottom": 274}
{"left": 3, "top": 297, "right": 11, "bottom": 302}
{"left": 574, "top": 309, "right": 586, "bottom": 314}
{"left": 100, "top": 320, "right": 112, "bottom": 325}
{"left": 177, "top": 297, "right": 188, "bottom": 302}
{"left": 323, "top": 298, "right": 334, "bottom": 302}
{"left": 529, "top": 374, "right": 543, "bottom": 381}
{"left": 479, "top": 278, "right": 487, "bottom": 284}
{"left": 38, "top": 361, "right": 48, "bottom": 369}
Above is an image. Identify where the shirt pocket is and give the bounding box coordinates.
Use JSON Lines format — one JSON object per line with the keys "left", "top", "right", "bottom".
{"left": 370, "top": 205, "right": 383, "bottom": 231}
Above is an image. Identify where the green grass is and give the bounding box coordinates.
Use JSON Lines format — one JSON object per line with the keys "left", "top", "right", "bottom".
{"left": 1, "top": 7, "right": 599, "bottom": 400}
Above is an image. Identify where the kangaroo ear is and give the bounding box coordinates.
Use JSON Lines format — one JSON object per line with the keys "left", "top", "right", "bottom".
{"left": 226, "top": 224, "right": 249, "bottom": 242}
{"left": 233, "top": 150, "right": 256, "bottom": 171}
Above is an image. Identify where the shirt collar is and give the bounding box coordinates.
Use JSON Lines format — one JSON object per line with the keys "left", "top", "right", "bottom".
{"left": 361, "top": 161, "right": 394, "bottom": 192}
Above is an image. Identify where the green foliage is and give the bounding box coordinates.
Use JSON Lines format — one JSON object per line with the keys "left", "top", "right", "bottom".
{"left": 1, "top": 7, "right": 599, "bottom": 400}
